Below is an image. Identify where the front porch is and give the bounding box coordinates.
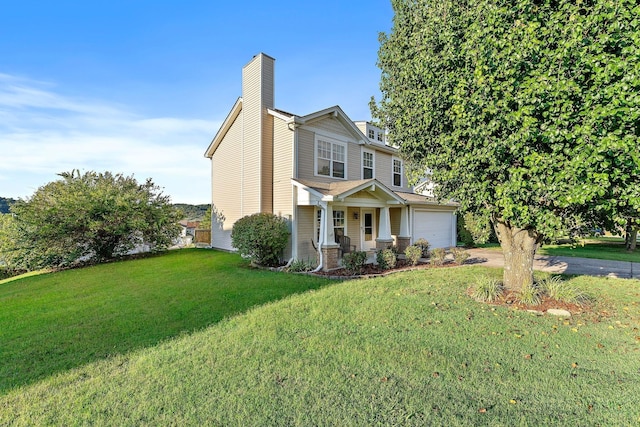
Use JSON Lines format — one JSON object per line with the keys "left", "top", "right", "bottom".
{"left": 292, "top": 179, "right": 411, "bottom": 271}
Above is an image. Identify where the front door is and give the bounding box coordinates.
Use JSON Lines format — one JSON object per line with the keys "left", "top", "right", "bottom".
{"left": 361, "top": 208, "right": 377, "bottom": 251}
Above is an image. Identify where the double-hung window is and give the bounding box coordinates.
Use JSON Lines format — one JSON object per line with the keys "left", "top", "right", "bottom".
{"left": 316, "top": 139, "right": 346, "bottom": 179}
{"left": 333, "top": 210, "right": 345, "bottom": 243}
{"left": 392, "top": 157, "right": 403, "bottom": 187}
{"left": 362, "top": 149, "right": 374, "bottom": 179}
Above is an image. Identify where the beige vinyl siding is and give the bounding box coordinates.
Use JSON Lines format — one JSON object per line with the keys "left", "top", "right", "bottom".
{"left": 374, "top": 151, "right": 412, "bottom": 192}
{"left": 273, "top": 117, "right": 293, "bottom": 217}
{"left": 346, "top": 141, "right": 360, "bottom": 180}
{"left": 242, "top": 54, "right": 275, "bottom": 214}
{"left": 347, "top": 207, "right": 361, "bottom": 250}
{"left": 390, "top": 207, "right": 401, "bottom": 236}
{"left": 211, "top": 112, "right": 244, "bottom": 250}
{"left": 241, "top": 61, "right": 262, "bottom": 214}
{"left": 309, "top": 117, "right": 352, "bottom": 138}
{"left": 376, "top": 151, "right": 393, "bottom": 188}
{"left": 297, "top": 126, "right": 362, "bottom": 183}
{"left": 296, "top": 128, "right": 315, "bottom": 181}
{"left": 261, "top": 114, "right": 273, "bottom": 213}
{"left": 296, "top": 206, "right": 318, "bottom": 263}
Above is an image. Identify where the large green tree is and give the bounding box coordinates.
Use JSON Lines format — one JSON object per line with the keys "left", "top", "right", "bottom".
{"left": 9, "top": 170, "right": 181, "bottom": 270}
{"left": 373, "top": 0, "right": 640, "bottom": 290}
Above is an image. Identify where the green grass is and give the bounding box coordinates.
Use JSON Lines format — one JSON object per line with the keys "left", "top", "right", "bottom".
{"left": 1, "top": 252, "right": 639, "bottom": 425}
{"left": 0, "top": 249, "right": 335, "bottom": 393}
{"left": 538, "top": 238, "right": 640, "bottom": 262}
{"left": 477, "top": 238, "right": 640, "bottom": 263}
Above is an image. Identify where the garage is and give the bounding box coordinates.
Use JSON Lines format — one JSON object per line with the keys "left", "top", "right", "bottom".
{"left": 412, "top": 209, "right": 456, "bottom": 249}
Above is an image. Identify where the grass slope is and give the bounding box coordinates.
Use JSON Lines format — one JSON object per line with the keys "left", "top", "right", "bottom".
{"left": 1, "top": 254, "right": 639, "bottom": 425}
{"left": 0, "top": 249, "right": 334, "bottom": 393}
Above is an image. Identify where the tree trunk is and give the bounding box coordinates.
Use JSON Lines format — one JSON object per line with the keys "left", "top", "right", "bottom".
{"left": 493, "top": 219, "right": 542, "bottom": 292}
{"left": 627, "top": 228, "right": 638, "bottom": 251}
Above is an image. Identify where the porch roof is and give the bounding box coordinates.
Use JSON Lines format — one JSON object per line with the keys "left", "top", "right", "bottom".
{"left": 394, "top": 191, "right": 459, "bottom": 207}
{"left": 292, "top": 178, "right": 406, "bottom": 204}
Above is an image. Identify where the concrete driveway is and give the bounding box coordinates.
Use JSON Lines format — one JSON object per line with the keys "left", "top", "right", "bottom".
{"left": 465, "top": 248, "right": 640, "bottom": 280}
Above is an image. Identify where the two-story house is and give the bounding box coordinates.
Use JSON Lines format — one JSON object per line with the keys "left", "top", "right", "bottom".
{"left": 205, "top": 53, "right": 457, "bottom": 270}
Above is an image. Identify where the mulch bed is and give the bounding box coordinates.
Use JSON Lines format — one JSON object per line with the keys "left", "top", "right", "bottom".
{"left": 495, "top": 290, "right": 588, "bottom": 315}
{"left": 312, "top": 259, "right": 460, "bottom": 278}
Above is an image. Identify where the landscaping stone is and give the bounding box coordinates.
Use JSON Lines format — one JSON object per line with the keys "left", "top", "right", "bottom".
{"left": 527, "top": 309, "right": 544, "bottom": 316}
{"left": 546, "top": 308, "right": 571, "bottom": 317}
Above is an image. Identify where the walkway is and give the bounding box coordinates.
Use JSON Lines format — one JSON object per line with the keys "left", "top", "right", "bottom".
{"left": 465, "top": 248, "right": 640, "bottom": 280}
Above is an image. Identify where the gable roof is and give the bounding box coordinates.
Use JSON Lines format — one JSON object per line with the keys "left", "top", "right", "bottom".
{"left": 204, "top": 97, "right": 242, "bottom": 158}
{"left": 292, "top": 178, "right": 406, "bottom": 204}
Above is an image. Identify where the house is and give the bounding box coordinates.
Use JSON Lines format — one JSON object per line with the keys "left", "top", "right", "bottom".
{"left": 204, "top": 53, "right": 457, "bottom": 270}
{"left": 178, "top": 220, "right": 201, "bottom": 237}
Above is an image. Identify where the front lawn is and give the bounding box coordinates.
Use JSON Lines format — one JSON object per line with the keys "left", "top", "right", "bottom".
{"left": 0, "top": 249, "right": 335, "bottom": 393}
{"left": 1, "top": 252, "right": 639, "bottom": 425}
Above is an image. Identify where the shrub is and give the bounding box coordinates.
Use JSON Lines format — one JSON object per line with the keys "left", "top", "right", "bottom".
{"left": 518, "top": 284, "right": 543, "bottom": 306}
{"left": 376, "top": 248, "right": 397, "bottom": 270}
{"left": 472, "top": 277, "right": 504, "bottom": 302}
{"left": 539, "top": 276, "right": 592, "bottom": 305}
{"left": 450, "top": 247, "right": 470, "bottom": 265}
{"left": 413, "top": 238, "right": 430, "bottom": 257}
{"left": 342, "top": 251, "right": 367, "bottom": 275}
{"left": 231, "top": 213, "right": 289, "bottom": 267}
{"left": 287, "top": 259, "right": 314, "bottom": 273}
{"left": 404, "top": 245, "right": 422, "bottom": 266}
{"left": 429, "top": 247, "right": 447, "bottom": 266}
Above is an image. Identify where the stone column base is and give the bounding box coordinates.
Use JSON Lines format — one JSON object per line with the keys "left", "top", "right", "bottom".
{"left": 396, "top": 236, "right": 411, "bottom": 254}
{"left": 375, "top": 239, "right": 394, "bottom": 251}
{"left": 321, "top": 245, "right": 341, "bottom": 271}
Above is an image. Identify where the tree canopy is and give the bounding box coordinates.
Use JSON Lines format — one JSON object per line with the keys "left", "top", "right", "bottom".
{"left": 373, "top": 0, "right": 640, "bottom": 289}
{"left": 6, "top": 170, "right": 181, "bottom": 270}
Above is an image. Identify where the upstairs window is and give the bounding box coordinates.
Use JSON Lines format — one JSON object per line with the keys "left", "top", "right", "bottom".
{"left": 392, "top": 157, "right": 403, "bottom": 187}
{"left": 368, "top": 129, "right": 375, "bottom": 139}
{"left": 362, "top": 150, "right": 374, "bottom": 179}
{"left": 316, "top": 139, "right": 346, "bottom": 179}
{"left": 377, "top": 131, "right": 383, "bottom": 142}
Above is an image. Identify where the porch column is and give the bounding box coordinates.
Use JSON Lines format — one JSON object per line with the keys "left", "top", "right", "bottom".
{"left": 322, "top": 204, "right": 335, "bottom": 246}
{"left": 321, "top": 203, "right": 340, "bottom": 270}
{"left": 375, "top": 206, "right": 394, "bottom": 250}
{"left": 396, "top": 206, "right": 411, "bottom": 253}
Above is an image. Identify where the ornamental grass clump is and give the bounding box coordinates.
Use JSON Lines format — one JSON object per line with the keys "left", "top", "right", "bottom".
{"left": 286, "top": 259, "right": 314, "bottom": 273}
{"left": 429, "top": 247, "right": 447, "bottom": 266}
{"left": 471, "top": 276, "right": 504, "bottom": 303}
{"left": 517, "top": 284, "right": 543, "bottom": 306}
{"left": 450, "top": 247, "right": 470, "bottom": 265}
{"left": 404, "top": 245, "right": 422, "bottom": 266}
{"left": 539, "top": 276, "right": 592, "bottom": 305}
{"left": 413, "top": 238, "right": 430, "bottom": 257}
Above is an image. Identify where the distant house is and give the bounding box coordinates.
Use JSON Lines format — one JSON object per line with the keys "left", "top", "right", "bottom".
{"left": 178, "top": 220, "right": 201, "bottom": 237}
{"left": 205, "top": 53, "right": 457, "bottom": 270}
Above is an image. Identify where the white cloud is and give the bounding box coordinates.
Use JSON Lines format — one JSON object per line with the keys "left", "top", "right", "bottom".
{"left": 0, "top": 75, "right": 219, "bottom": 204}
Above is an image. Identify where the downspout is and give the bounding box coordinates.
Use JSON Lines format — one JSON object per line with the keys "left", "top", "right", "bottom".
{"left": 312, "top": 201, "right": 326, "bottom": 272}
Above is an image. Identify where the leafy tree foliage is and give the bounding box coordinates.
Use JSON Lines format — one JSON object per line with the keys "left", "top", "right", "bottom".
{"left": 231, "top": 213, "right": 289, "bottom": 267}
{"left": 373, "top": 0, "right": 640, "bottom": 290}
{"left": 9, "top": 170, "right": 181, "bottom": 270}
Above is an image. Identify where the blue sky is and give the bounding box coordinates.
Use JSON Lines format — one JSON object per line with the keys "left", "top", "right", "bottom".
{"left": 0, "top": 1, "right": 394, "bottom": 204}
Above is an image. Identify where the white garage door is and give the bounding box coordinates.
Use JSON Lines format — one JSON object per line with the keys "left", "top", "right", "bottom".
{"left": 413, "top": 210, "right": 455, "bottom": 249}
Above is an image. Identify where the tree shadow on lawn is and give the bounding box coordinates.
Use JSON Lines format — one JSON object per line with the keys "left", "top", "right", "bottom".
{"left": 0, "top": 255, "right": 338, "bottom": 394}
